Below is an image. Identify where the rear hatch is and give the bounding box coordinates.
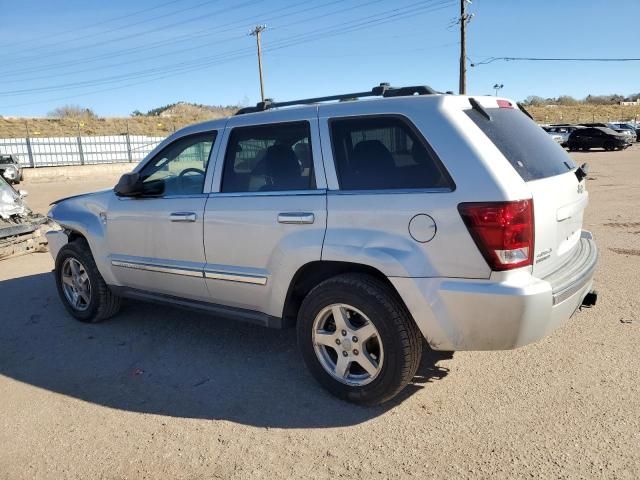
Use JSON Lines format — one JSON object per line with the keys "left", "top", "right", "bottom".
{"left": 466, "top": 100, "right": 586, "bottom": 278}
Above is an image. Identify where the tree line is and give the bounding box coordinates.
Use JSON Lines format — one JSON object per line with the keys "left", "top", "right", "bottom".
{"left": 523, "top": 93, "right": 640, "bottom": 106}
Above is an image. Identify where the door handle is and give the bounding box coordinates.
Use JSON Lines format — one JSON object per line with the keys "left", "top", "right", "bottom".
{"left": 277, "top": 212, "right": 315, "bottom": 224}
{"left": 169, "top": 212, "right": 197, "bottom": 222}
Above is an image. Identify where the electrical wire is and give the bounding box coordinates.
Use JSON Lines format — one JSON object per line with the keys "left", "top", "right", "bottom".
{"left": 0, "top": 0, "right": 454, "bottom": 107}
{"left": 3, "top": 0, "right": 260, "bottom": 65}
{"left": 0, "top": 0, "right": 187, "bottom": 50}
{"left": 0, "top": 0, "right": 350, "bottom": 80}
{"left": 5, "top": 0, "right": 224, "bottom": 58}
{"left": 471, "top": 56, "right": 640, "bottom": 66}
{"left": 0, "top": 0, "right": 434, "bottom": 89}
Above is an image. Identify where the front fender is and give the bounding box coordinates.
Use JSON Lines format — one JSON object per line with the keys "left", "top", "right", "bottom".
{"left": 47, "top": 190, "right": 116, "bottom": 284}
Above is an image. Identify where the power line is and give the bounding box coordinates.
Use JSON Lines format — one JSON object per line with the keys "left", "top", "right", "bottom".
{"left": 471, "top": 56, "right": 640, "bottom": 66}
{"left": 0, "top": 0, "right": 350, "bottom": 80}
{"left": 0, "top": 0, "right": 186, "bottom": 50}
{"left": 4, "top": 0, "right": 223, "bottom": 59}
{"left": 0, "top": 0, "right": 428, "bottom": 87}
{"left": 0, "top": 0, "right": 454, "bottom": 106}
{"left": 1, "top": 0, "right": 453, "bottom": 100}
{"left": 2, "top": 0, "right": 260, "bottom": 65}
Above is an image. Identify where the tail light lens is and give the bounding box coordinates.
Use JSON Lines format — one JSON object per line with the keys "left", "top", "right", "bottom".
{"left": 458, "top": 200, "right": 534, "bottom": 271}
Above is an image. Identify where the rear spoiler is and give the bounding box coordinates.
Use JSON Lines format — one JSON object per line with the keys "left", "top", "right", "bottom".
{"left": 517, "top": 103, "right": 534, "bottom": 120}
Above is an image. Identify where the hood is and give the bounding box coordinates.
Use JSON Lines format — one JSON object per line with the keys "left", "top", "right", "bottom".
{"left": 50, "top": 188, "right": 113, "bottom": 206}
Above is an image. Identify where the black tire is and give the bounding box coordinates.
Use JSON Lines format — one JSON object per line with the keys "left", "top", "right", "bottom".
{"left": 55, "top": 239, "right": 122, "bottom": 323}
{"left": 297, "top": 273, "right": 422, "bottom": 406}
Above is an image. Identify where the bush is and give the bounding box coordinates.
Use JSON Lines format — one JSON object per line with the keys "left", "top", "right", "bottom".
{"left": 48, "top": 105, "right": 98, "bottom": 119}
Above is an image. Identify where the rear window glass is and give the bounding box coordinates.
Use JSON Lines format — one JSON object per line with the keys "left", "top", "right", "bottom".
{"left": 466, "top": 107, "right": 575, "bottom": 181}
{"left": 330, "top": 115, "right": 452, "bottom": 191}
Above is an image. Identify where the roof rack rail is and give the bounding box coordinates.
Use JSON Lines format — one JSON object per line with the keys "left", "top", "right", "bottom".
{"left": 235, "top": 82, "right": 439, "bottom": 115}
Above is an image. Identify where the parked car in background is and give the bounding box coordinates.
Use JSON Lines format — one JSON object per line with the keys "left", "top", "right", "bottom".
{"left": 46, "top": 85, "right": 598, "bottom": 405}
{"left": 581, "top": 122, "right": 636, "bottom": 143}
{"left": 609, "top": 123, "right": 638, "bottom": 142}
{"left": 567, "top": 126, "right": 629, "bottom": 151}
{"left": 0, "top": 154, "right": 23, "bottom": 185}
{"left": 544, "top": 125, "right": 584, "bottom": 147}
{"left": 542, "top": 127, "right": 565, "bottom": 145}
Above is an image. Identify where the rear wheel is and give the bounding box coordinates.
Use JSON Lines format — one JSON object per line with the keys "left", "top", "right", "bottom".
{"left": 604, "top": 142, "right": 614, "bottom": 151}
{"left": 55, "top": 239, "right": 122, "bottom": 323}
{"left": 297, "top": 273, "right": 422, "bottom": 406}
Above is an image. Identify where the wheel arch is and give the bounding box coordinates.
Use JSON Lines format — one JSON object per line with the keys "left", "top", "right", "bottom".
{"left": 282, "top": 260, "right": 410, "bottom": 325}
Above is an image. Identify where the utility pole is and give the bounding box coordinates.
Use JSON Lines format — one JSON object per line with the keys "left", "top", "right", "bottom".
{"left": 459, "top": 0, "right": 473, "bottom": 95}
{"left": 250, "top": 25, "right": 267, "bottom": 102}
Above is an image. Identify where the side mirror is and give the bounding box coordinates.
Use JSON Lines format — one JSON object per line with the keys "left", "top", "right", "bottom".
{"left": 18, "top": 189, "right": 28, "bottom": 199}
{"left": 114, "top": 172, "right": 143, "bottom": 197}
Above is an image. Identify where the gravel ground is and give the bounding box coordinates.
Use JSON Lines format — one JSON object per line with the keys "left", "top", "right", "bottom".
{"left": 1, "top": 147, "right": 638, "bottom": 479}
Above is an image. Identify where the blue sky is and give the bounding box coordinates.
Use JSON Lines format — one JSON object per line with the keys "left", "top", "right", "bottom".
{"left": 0, "top": 0, "right": 639, "bottom": 117}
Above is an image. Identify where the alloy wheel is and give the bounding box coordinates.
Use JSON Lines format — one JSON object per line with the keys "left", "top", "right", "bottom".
{"left": 312, "top": 303, "right": 384, "bottom": 387}
{"left": 61, "top": 257, "right": 92, "bottom": 312}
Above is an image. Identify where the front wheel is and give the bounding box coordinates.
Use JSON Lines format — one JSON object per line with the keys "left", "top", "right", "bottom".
{"left": 55, "top": 239, "right": 122, "bottom": 323}
{"left": 297, "top": 274, "right": 422, "bottom": 406}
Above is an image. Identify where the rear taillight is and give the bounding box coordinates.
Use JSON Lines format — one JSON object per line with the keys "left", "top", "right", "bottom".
{"left": 458, "top": 200, "right": 534, "bottom": 271}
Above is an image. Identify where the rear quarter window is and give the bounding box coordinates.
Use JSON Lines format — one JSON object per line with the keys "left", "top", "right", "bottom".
{"left": 466, "top": 107, "right": 575, "bottom": 182}
{"left": 329, "top": 115, "right": 453, "bottom": 191}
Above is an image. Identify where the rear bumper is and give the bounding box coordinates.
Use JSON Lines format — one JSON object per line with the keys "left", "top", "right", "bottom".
{"left": 391, "top": 231, "right": 598, "bottom": 351}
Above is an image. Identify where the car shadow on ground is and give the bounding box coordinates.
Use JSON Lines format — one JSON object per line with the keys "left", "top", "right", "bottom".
{"left": 0, "top": 272, "right": 452, "bottom": 428}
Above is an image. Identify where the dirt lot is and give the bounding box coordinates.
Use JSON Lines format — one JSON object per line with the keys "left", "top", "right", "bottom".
{"left": 1, "top": 147, "right": 639, "bottom": 479}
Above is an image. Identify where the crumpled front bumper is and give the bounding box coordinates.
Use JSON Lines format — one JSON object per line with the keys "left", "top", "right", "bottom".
{"left": 391, "top": 231, "right": 598, "bottom": 351}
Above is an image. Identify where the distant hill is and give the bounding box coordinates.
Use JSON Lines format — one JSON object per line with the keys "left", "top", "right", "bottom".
{"left": 0, "top": 102, "right": 241, "bottom": 138}
{"left": 142, "top": 101, "right": 238, "bottom": 119}
{"left": 3, "top": 100, "right": 640, "bottom": 139}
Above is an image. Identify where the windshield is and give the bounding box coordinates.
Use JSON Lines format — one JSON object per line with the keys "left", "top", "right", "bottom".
{"left": 466, "top": 107, "right": 576, "bottom": 182}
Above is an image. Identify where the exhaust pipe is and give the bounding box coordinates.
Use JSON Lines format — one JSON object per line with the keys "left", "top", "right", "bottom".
{"left": 581, "top": 290, "right": 598, "bottom": 308}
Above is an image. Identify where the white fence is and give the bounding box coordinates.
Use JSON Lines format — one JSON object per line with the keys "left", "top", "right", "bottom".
{"left": 0, "top": 135, "right": 165, "bottom": 167}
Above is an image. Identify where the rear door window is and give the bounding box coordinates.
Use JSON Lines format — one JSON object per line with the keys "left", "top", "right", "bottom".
{"left": 466, "top": 107, "right": 575, "bottom": 181}
{"left": 221, "top": 122, "right": 315, "bottom": 193}
{"left": 329, "top": 115, "right": 452, "bottom": 191}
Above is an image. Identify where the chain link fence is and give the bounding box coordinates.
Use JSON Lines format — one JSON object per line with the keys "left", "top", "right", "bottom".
{"left": 0, "top": 134, "right": 165, "bottom": 168}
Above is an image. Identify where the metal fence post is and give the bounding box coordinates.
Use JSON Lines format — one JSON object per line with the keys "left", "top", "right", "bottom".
{"left": 23, "top": 122, "right": 36, "bottom": 168}
{"left": 125, "top": 123, "right": 133, "bottom": 163}
{"left": 77, "top": 136, "right": 85, "bottom": 165}
{"left": 25, "top": 136, "right": 35, "bottom": 168}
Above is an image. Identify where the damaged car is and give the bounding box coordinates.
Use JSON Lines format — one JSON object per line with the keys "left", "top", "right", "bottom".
{"left": 0, "top": 154, "right": 24, "bottom": 185}
{"left": 0, "top": 176, "right": 49, "bottom": 259}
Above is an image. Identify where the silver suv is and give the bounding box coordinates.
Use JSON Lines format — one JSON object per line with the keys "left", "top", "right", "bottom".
{"left": 47, "top": 85, "right": 598, "bottom": 405}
